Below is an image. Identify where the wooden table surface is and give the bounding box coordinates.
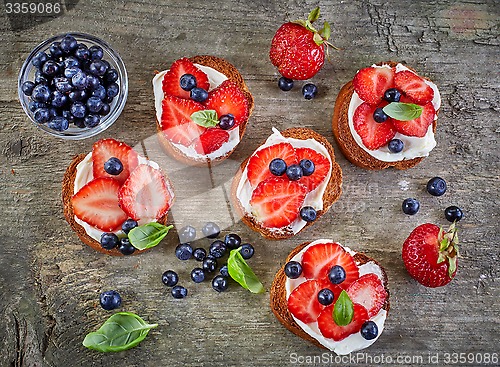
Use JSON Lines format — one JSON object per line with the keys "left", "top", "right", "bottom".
{"left": 1, "top": 1, "right": 499, "bottom": 366}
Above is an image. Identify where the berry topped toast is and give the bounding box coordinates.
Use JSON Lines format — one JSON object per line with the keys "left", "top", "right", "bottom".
{"left": 153, "top": 56, "right": 254, "bottom": 165}
{"left": 231, "top": 128, "right": 342, "bottom": 239}
{"left": 332, "top": 61, "right": 441, "bottom": 170}
{"left": 62, "top": 138, "right": 174, "bottom": 256}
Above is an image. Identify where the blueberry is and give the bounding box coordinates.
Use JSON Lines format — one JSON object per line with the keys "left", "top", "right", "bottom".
{"left": 178, "top": 225, "right": 196, "bottom": 243}
{"left": 106, "top": 83, "right": 119, "bottom": 98}
{"left": 175, "top": 243, "right": 193, "bottom": 260}
{"left": 278, "top": 77, "right": 294, "bottom": 91}
{"left": 32, "top": 51, "right": 48, "bottom": 69}
{"left": 49, "top": 42, "right": 63, "bottom": 59}
{"left": 74, "top": 44, "right": 90, "bottom": 60}
{"left": 103, "top": 95, "right": 114, "bottom": 104}
{"left": 101, "top": 59, "right": 111, "bottom": 70}
{"left": 360, "top": 321, "right": 379, "bottom": 340}
{"left": 239, "top": 243, "right": 254, "bottom": 260}
{"left": 50, "top": 91, "right": 68, "bottom": 108}
{"left": 48, "top": 108, "right": 58, "bottom": 118}
{"left": 74, "top": 118, "right": 85, "bottom": 128}
{"left": 68, "top": 89, "right": 88, "bottom": 102}
{"left": 70, "top": 102, "right": 86, "bottom": 118}
{"left": 104, "top": 69, "right": 119, "bottom": 84}
{"left": 193, "top": 247, "right": 207, "bottom": 261}
{"left": 92, "top": 85, "right": 107, "bottom": 100}
{"left": 219, "top": 114, "right": 235, "bottom": 130}
{"left": 171, "top": 285, "right": 188, "bottom": 299}
{"left": 21, "top": 81, "right": 35, "bottom": 96}
{"left": 60, "top": 35, "right": 78, "bottom": 54}
{"left": 388, "top": 138, "right": 404, "bottom": 153}
{"left": 104, "top": 157, "right": 123, "bottom": 176}
{"left": 373, "top": 107, "right": 388, "bottom": 123}
{"left": 300, "top": 206, "right": 317, "bottom": 222}
{"left": 63, "top": 56, "right": 80, "bottom": 69}
{"left": 54, "top": 77, "right": 73, "bottom": 94}
{"left": 162, "top": 270, "right": 178, "bottom": 287}
{"left": 100, "top": 233, "right": 119, "bottom": 250}
{"left": 72, "top": 70, "right": 88, "bottom": 90}
{"left": 219, "top": 265, "right": 229, "bottom": 277}
{"left": 317, "top": 288, "right": 334, "bottom": 306}
{"left": 84, "top": 114, "right": 100, "bottom": 128}
{"left": 328, "top": 265, "right": 346, "bottom": 285}
{"left": 202, "top": 222, "right": 220, "bottom": 239}
{"left": 121, "top": 219, "right": 138, "bottom": 234}
{"left": 202, "top": 256, "right": 217, "bottom": 273}
{"left": 42, "top": 60, "right": 59, "bottom": 77}
{"left": 86, "top": 74, "right": 101, "bottom": 90}
{"left": 190, "top": 268, "right": 206, "bottom": 283}
{"left": 209, "top": 240, "right": 227, "bottom": 258}
{"left": 224, "top": 233, "right": 241, "bottom": 250}
{"left": 100, "top": 103, "right": 111, "bottom": 116}
{"left": 190, "top": 87, "right": 208, "bottom": 102}
{"left": 89, "top": 60, "right": 108, "bottom": 76}
{"left": 445, "top": 206, "right": 463, "bottom": 222}
{"left": 302, "top": 83, "right": 318, "bottom": 100}
{"left": 89, "top": 45, "right": 104, "bottom": 60}
{"left": 29, "top": 101, "right": 47, "bottom": 112}
{"left": 299, "top": 159, "right": 315, "bottom": 176}
{"left": 32, "top": 84, "right": 51, "bottom": 103}
{"left": 118, "top": 238, "right": 136, "bottom": 255}
{"left": 427, "top": 177, "right": 447, "bottom": 197}
{"left": 212, "top": 275, "right": 229, "bottom": 292}
{"left": 34, "top": 71, "right": 49, "bottom": 85}
{"left": 64, "top": 67, "right": 81, "bottom": 79}
{"left": 87, "top": 96, "right": 104, "bottom": 113}
{"left": 48, "top": 116, "right": 69, "bottom": 131}
{"left": 62, "top": 110, "right": 75, "bottom": 124}
{"left": 286, "top": 164, "right": 303, "bottom": 181}
{"left": 99, "top": 290, "right": 122, "bottom": 310}
{"left": 33, "top": 108, "right": 50, "bottom": 123}
{"left": 180, "top": 74, "right": 197, "bottom": 91}
{"left": 269, "top": 158, "right": 287, "bottom": 176}
{"left": 284, "top": 261, "right": 302, "bottom": 279}
{"left": 402, "top": 198, "right": 420, "bottom": 215}
{"left": 384, "top": 88, "right": 402, "bottom": 103}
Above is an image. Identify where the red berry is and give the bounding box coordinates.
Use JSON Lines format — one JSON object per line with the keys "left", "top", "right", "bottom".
{"left": 92, "top": 139, "right": 139, "bottom": 184}
{"left": 317, "top": 303, "right": 369, "bottom": 341}
{"left": 287, "top": 279, "right": 325, "bottom": 324}
{"left": 394, "top": 70, "right": 434, "bottom": 105}
{"left": 294, "top": 147, "right": 330, "bottom": 191}
{"left": 391, "top": 100, "right": 435, "bottom": 138}
{"left": 204, "top": 80, "right": 249, "bottom": 128}
{"left": 353, "top": 102, "right": 396, "bottom": 150}
{"left": 353, "top": 66, "right": 395, "bottom": 105}
{"left": 162, "top": 58, "right": 210, "bottom": 99}
{"left": 193, "top": 128, "right": 230, "bottom": 155}
{"left": 347, "top": 273, "right": 387, "bottom": 317}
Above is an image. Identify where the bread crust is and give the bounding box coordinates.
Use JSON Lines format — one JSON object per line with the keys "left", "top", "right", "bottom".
{"left": 62, "top": 153, "right": 170, "bottom": 256}
{"left": 156, "top": 55, "right": 254, "bottom": 166}
{"left": 230, "top": 128, "right": 342, "bottom": 240}
{"left": 270, "top": 241, "right": 390, "bottom": 349}
{"left": 332, "top": 61, "right": 438, "bottom": 170}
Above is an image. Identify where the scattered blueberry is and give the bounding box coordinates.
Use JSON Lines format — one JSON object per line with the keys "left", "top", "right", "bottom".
{"left": 48, "top": 116, "right": 69, "bottom": 131}
{"left": 300, "top": 206, "right": 317, "bottom": 222}
{"left": 190, "top": 87, "right": 208, "bottom": 102}
{"left": 219, "top": 114, "right": 235, "bottom": 130}
{"left": 388, "top": 139, "right": 404, "bottom": 153}
{"left": 178, "top": 225, "right": 197, "bottom": 243}
{"left": 328, "top": 265, "right": 346, "bottom": 285}
{"left": 360, "top": 321, "right": 379, "bottom": 340}
{"left": 445, "top": 206, "right": 463, "bottom": 222}
{"left": 190, "top": 268, "right": 206, "bottom": 283}
{"left": 219, "top": 265, "right": 229, "bottom": 277}
{"left": 402, "top": 198, "right": 420, "bottom": 215}
{"left": 239, "top": 243, "right": 254, "bottom": 260}
{"left": 286, "top": 164, "right": 303, "bottom": 181}
{"left": 427, "top": 177, "right": 447, "bottom": 197}
{"left": 118, "top": 238, "right": 136, "bottom": 255}
{"left": 212, "top": 275, "right": 229, "bottom": 292}
{"left": 373, "top": 107, "right": 388, "bottom": 123}
{"left": 99, "top": 290, "right": 122, "bottom": 310}
{"left": 202, "top": 222, "right": 220, "bottom": 239}
{"left": 278, "top": 77, "right": 294, "bottom": 91}
{"left": 202, "top": 256, "right": 217, "bottom": 273}
{"left": 89, "top": 45, "right": 104, "bottom": 60}
{"left": 317, "top": 288, "right": 334, "bottom": 306}
{"left": 209, "top": 240, "right": 227, "bottom": 259}
{"left": 193, "top": 247, "right": 207, "bottom": 261}
{"left": 49, "top": 42, "right": 63, "bottom": 59}
{"left": 384, "top": 88, "right": 401, "bottom": 102}
{"left": 60, "top": 35, "right": 78, "bottom": 54}
{"left": 162, "top": 270, "right": 178, "bottom": 287}
{"left": 21, "top": 81, "right": 35, "bottom": 96}
{"left": 175, "top": 243, "right": 193, "bottom": 260}
{"left": 72, "top": 70, "right": 88, "bottom": 90}
{"left": 50, "top": 90, "right": 67, "bottom": 108}
{"left": 171, "top": 285, "right": 188, "bottom": 299}
{"left": 106, "top": 83, "right": 119, "bottom": 98}
{"left": 180, "top": 74, "right": 197, "bottom": 91}
{"left": 32, "top": 51, "right": 48, "bottom": 69}
{"left": 121, "top": 219, "right": 138, "bottom": 234}
{"left": 33, "top": 108, "right": 50, "bottom": 124}
{"left": 32, "top": 84, "right": 51, "bottom": 103}
{"left": 284, "top": 261, "right": 302, "bottom": 279}
{"left": 70, "top": 102, "right": 86, "bottom": 118}
{"left": 84, "top": 114, "right": 100, "bottom": 128}
{"left": 269, "top": 158, "right": 287, "bottom": 176}
{"left": 224, "top": 233, "right": 241, "bottom": 250}
{"left": 100, "top": 233, "right": 119, "bottom": 250}
{"left": 302, "top": 83, "right": 318, "bottom": 100}
{"left": 299, "top": 159, "right": 315, "bottom": 176}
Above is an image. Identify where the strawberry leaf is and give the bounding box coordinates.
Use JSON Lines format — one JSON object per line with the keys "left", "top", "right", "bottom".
{"left": 320, "top": 21, "right": 331, "bottom": 40}
{"left": 308, "top": 7, "right": 321, "bottom": 23}
{"left": 383, "top": 102, "right": 423, "bottom": 121}
{"left": 313, "top": 32, "right": 323, "bottom": 46}
{"left": 333, "top": 290, "right": 354, "bottom": 326}
{"left": 190, "top": 110, "right": 219, "bottom": 127}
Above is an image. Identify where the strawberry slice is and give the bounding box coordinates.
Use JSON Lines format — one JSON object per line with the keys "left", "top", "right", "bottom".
{"left": 193, "top": 128, "right": 229, "bottom": 155}
{"left": 353, "top": 102, "right": 396, "bottom": 150}
{"left": 162, "top": 58, "right": 210, "bottom": 99}
{"left": 92, "top": 139, "right": 139, "bottom": 184}
{"left": 71, "top": 177, "right": 127, "bottom": 232}
{"left": 391, "top": 101, "right": 435, "bottom": 138}
{"left": 287, "top": 280, "right": 325, "bottom": 324}
{"left": 353, "top": 66, "right": 395, "bottom": 105}
{"left": 317, "top": 303, "right": 369, "bottom": 341}
{"left": 347, "top": 273, "right": 388, "bottom": 318}
{"left": 160, "top": 95, "right": 206, "bottom": 146}
{"left": 246, "top": 142, "right": 297, "bottom": 188}
{"left": 295, "top": 147, "right": 331, "bottom": 191}
{"left": 301, "top": 242, "right": 359, "bottom": 288}
{"left": 394, "top": 70, "right": 434, "bottom": 104}
{"left": 204, "top": 80, "right": 249, "bottom": 127}
{"left": 118, "top": 165, "right": 173, "bottom": 221}
{"left": 250, "top": 177, "right": 307, "bottom": 228}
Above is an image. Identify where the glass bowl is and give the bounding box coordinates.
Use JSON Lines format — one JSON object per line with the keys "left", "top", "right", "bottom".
{"left": 18, "top": 32, "right": 128, "bottom": 140}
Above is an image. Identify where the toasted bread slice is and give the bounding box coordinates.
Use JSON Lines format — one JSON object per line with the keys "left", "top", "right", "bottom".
{"left": 332, "top": 61, "right": 438, "bottom": 170}
{"left": 62, "top": 154, "right": 171, "bottom": 256}
{"left": 270, "top": 242, "right": 390, "bottom": 349}
{"left": 231, "top": 128, "right": 342, "bottom": 240}
{"left": 156, "top": 55, "right": 254, "bottom": 166}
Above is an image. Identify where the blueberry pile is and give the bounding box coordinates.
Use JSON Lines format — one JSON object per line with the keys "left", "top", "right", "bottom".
{"left": 100, "top": 218, "right": 138, "bottom": 255}
{"left": 21, "top": 34, "right": 120, "bottom": 131}
{"left": 278, "top": 76, "right": 318, "bottom": 100}
{"left": 162, "top": 223, "right": 256, "bottom": 298}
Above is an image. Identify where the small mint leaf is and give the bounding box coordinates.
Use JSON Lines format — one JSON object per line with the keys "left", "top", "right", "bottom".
{"left": 307, "top": 7, "right": 321, "bottom": 23}
{"left": 190, "top": 110, "right": 219, "bottom": 127}
{"left": 227, "top": 248, "right": 265, "bottom": 294}
{"left": 313, "top": 32, "right": 323, "bottom": 46}
{"left": 320, "top": 21, "right": 331, "bottom": 40}
{"left": 333, "top": 290, "right": 354, "bottom": 326}
{"left": 382, "top": 102, "right": 423, "bottom": 121}
{"left": 129, "top": 223, "right": 173, "bottom": 250}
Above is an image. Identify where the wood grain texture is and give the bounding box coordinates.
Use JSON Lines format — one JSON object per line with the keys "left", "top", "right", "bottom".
{"left": 0, "top": 1, "right": 498, "bottom": 366}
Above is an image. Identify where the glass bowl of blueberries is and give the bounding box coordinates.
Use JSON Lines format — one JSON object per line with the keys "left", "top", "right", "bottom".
{"left": 18, "top": 33, "right": 128, "bottom": 140}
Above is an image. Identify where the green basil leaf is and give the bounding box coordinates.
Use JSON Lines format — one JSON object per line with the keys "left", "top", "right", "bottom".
{"left": 190, "top": 110, "right": 219, "bottom": 127}
{"left": 307, "top": 7, "right": 321, "bottom": 23}
{"left": 382, "top": 102, "right": 423, "bottom": 121}
{"left": 128, "top": 223, "right": 173, "bottom": 250}
{"left": 333, "top": 290, "right": 354, "bottom": 326}
{"left": 227, "top": 248, "right": 265, "bottom": 294}
{"left": 83, "top": 312, "right": 158, "bottom": 352}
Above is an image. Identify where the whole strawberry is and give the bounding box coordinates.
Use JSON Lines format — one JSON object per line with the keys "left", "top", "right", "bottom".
{"left": 269, "top": 7, "right": 336, "bottom": 80}
{"left": 402, "top": 223, "right": 459, "bottom": 288}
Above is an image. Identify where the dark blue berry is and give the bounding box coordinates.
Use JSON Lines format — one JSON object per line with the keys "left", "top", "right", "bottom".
{"left": 388, "top": 139, "right": 404, "bottom": 153}
{"left": 100, "top": 103, "right": 111, "bottom": 116}
{"left": 219, "top": 114, "right": 235, "bottom": 130}
{"left": 32, "top": 51, "right": 49, "bottom": 69}
{"left": 178, "top": 225, "right": 196, "bottom": 243}
{"left": 68, "top": 89, "right": 88, "bottom": 102}
{"left": 29, "top": 101, "right": 47, "bottom": 112}
{"left": 284, "top": 261, "right": 302, "bottom": 279}
{"left": 33, "top": 108, "right": 50, "bottom": 123}
{"left": 162, "top": 270, "right": 178, "bottom": 287}
{"left": 92, "top": 85, "right": 106, "bottom": 100}
{"left": 86, "top": 74, "right": 101, "bottom": 90}
{"left": 224, "top": 233, "right": 241, "bottom": 250}
{"left": 74, "top": 44, "right": 90, "bottom": 60}
{"left": 445, "top": 206, "right": 463, "bottom": 222}
{"left": 269, "top": 158, "right": 287, "bottom": 176}
{"left": 373, "top": 107, "right": 388, "bottom": 123}
{"left": 50, "top": 91, "right": 67, "bottom": 108}
{"left": 104, "top": 69, "right": 119, "bottom": 84}
{"left": 317, "top": 288, "right": 334, "bottom": 306}
{"left": 171, "top": 285, "right": 188, "bottom": 299}
{"left": 286, "top": 164, "right": 303, "bottom": 181}
{"left": 49, "top": 42, "right": 63, "bottom": 59}
{"left": 193, "top": 247, "right": 207, "bottom": 261}
{"left": 302, "top": 83, "right": 318, "bottom": 100}
{"left": 190, "top": 268, "right": 205, "bottom": 283}
{"left": 121, "top": 219, "right": 138, "bottom": 234}
{"left": 100, "top": 233, "right": 119, "bottom": 250}
{"left": 89, "top": 60, "right": 108, "bottom": 76}
{"left": 74, "top": 118, "right": 85, "bottom": 128}
{"left": 72, "top": 70, "right": 88, "bottom": 90}
{"left": 278, "top": 77, "right": 294, "bottom": 91}
{"left": 84, "top": 114, "right": 100, "bottom": 128}
{"left": 54, "top": 77, "right": 73, "bottom": 94}
{"left": 202, "top": 222, "right": 220, "bottom": 239}
{"left": 103, "top": 95, "right": 114, "bottom": 104}
{"left": 32, "top": 84, "right": 51, "bottom": 103}
{"left": 63, "top": 56, "right": 80, "bottom": 69}
{"left": 190, "top": 87, "right": 208, "bottom": 102}
{"left": 118, "top": 238, "right": 135, "bottom": 255}
{"left": 48, "top": 116, "right": 69, "bottom": 131}
{"left": 62, "top": 110, "right": 75, "bottom": 124}
{"left": 384, "top": 88, "right": 402, "bottom": 102}
{"left": 104, "top": 157, "right": 123, "bottom": 175}
{"left": 48, "top": 108, "right": 58, "bottom": 118}
{"left": 361, "top": 321, "right": 379, "bottom": 340}
{"left": 328, "top": 265, "right": 346, "bottom": 285}
{"left": 21, "top": 81, "right": 35, "bottom": 96}
{"left": 219, "top": 265, "right": 229, "bottom": 277}
{"left": 89, "top": 45, "right": 104, "bottom": 60}
{"left": 175, "top": 243, "right": 193, "bottom": 260}
{"left": 34, "top": 71, "right": 49, "bottom": 85}
{"left": 87, "top": 96, "right": 103, "bottom": 113}
{"left": 106, "top": 83, "right": 119, "bottom": 98}
{"left": 402, "top": 198, "right": 420, "bottom": 215}
{"left": 427, "top": 177, "right": 447, "bottom": 197}
{"left": 300, "top": 206, "right": 317, "bottom": 222}
{"left": 60, "top": 35, "right": 78, "bottom": 54}
{"left": 209, "top": 240, "right": 227, "bottom": 259}
{"left": 202, "top": 256, "right": 217, "bottom": 273}
{"left": 299, "top": 159, "right": 315, "bottom": 176}
{"left": 99, "top": 290, "right": 121, "bottom": 310}
{"left": 64, "top": 67, "right": 81, "bottom": 79}
{"left": 212, "top": 275, "right": 229, "bottom": 292}
{"left": 239, "top": 243, "right": 254, "bottom": 260}
{"left": 70, "top": 102, "right": 86, "bottom": 118}
{"left": 180, "top": 74, "right": 196, "bottom": 91}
